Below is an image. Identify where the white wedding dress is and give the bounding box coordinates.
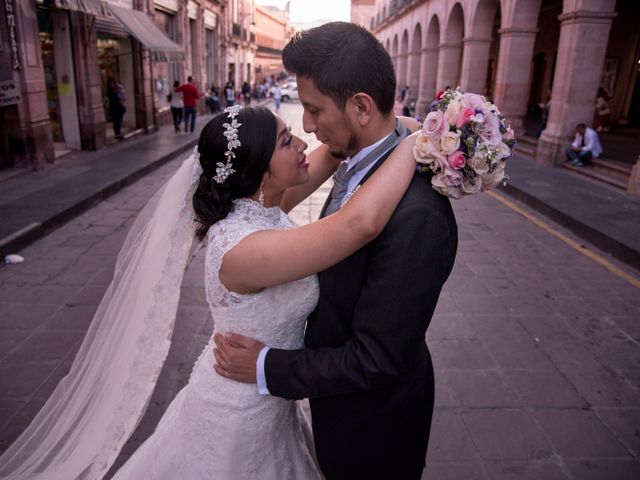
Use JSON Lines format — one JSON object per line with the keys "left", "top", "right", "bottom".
{"left": 113, "top": 199, "right": 322, "bottom": 479}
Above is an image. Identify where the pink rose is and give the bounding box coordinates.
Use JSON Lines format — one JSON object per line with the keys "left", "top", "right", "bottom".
{"left": 438, "top": 166, "right": 464, "bottom": 187}
{"left": 422, "top": 110, "right": 446, "bottom": 139}
{"left": 456, "top": 107, "right": 475, "bottom": 128}
{"left": 448, "top": 151, "right": 466, "bottom": 170}
{"left": 432, "top": 166, "right": 464, "bottom": 198}
{"left": 461, "top": 93, "right": 486, "bottom": 110}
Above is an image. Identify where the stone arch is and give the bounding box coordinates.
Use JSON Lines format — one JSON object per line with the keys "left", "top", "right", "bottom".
{"left": 437, "top": 2, "right": 465, "bottom": 91}
{"left": 460, "top": 0, "right": 501, "bottom": 95}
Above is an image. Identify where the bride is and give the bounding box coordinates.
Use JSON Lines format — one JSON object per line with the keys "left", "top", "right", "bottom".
{"left": 0, "top": 105, "right": 417, "bottom": 479}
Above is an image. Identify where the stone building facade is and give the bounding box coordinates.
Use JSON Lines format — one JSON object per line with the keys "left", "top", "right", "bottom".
{"left": 254, "top": 4, "right": 293, "bottom": 83}
{"left": 0, "top": 0, "right": 278, "bottom": 171}
{"left": 351, "top": 0, "right": 376, "bottom": 28}
{"left": 368, "top": 0, "right": 639, "bottom": 189}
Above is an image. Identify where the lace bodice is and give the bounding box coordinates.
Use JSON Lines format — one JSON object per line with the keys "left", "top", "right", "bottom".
{"left": 205, "top": 198, "right": 319, "bottom": 349}
{"left": 114, "top": 198, "right": 322, "bottom": 479}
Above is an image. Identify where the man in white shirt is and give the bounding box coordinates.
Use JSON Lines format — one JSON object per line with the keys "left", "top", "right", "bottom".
{"left": 566, "top": 123, "right": 603, "bottom": 166}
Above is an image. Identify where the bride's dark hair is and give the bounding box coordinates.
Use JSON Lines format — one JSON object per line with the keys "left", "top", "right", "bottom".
{"left": 193, "top": 106, "right": 277, "bottom": 240}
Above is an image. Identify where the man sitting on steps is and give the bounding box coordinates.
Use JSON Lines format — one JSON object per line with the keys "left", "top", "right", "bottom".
{"left": 565, "top": 123, "right": 602, "bottom": 167}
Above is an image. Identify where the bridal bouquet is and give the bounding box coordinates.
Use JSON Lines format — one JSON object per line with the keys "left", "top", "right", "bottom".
{"left": 413, "top": 88, "right": 515, "bottom": 199}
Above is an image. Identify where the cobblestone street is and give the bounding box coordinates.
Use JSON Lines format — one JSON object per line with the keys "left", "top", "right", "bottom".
{"left": 1, "top": 102, "right": 639, "bottom": 479}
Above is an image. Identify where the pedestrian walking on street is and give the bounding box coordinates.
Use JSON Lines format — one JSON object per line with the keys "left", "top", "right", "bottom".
{"left": 566, "top": 122, "right": 603, "bottom": 166}
{"left": 0, "top": 103, "right": 421, "bottom": 478}
{"left": 107, "top": 78, "right": 126, "bottom": 140}
{"left": 273, "top": 84, "right": 282, "bottom": 113}
{"left": 224, "top": 82, "right": 235, "bottom": 108}
{"left": 169, "top": 80, "right": 184, "bottom": 132}
{"left": 241, "top": 81, "right": 251, "bottom": 105}
{"left": 215, "top": 22, "right": 457, "bottom": 480}
{"left": 176, "top": 76, "right": 199, "bottom": 133}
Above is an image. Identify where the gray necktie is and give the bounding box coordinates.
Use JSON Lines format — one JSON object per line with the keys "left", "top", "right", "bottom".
{"left": 323, "top": 120, "right": 410, "bottom": 216}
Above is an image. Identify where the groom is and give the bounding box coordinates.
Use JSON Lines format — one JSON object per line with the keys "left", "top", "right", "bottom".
{"left": 214, "top": 22, "right": 457, "bottom": 479}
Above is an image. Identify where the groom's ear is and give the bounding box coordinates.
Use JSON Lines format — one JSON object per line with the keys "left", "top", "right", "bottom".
{"left": 351, "top": 93, "right": 374, "bottom": 127}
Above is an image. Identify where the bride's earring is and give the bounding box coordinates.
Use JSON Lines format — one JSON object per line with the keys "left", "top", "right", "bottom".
{"left": 258, "top": 185, "right": 265, "bottom": 206}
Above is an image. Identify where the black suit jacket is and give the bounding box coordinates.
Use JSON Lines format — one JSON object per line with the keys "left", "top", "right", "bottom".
{"left": 265, "top": 151, "right": 458, "bottom": 479}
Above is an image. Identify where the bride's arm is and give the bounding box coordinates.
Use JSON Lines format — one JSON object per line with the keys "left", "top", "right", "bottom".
{"left": 279, "top": 116, "right": 422, "bottom": 213}
{"left": 221, "top": 131, "right": 420, "bottom": 294}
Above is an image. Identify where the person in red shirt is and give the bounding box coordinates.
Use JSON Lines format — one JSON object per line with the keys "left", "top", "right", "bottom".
{"left": 175, "top": 76, "right": 199, "bottom": 133}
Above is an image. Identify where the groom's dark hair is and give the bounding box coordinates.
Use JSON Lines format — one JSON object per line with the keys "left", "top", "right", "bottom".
{"left": 282, "top": 22, "right": 396, "bottom": 115}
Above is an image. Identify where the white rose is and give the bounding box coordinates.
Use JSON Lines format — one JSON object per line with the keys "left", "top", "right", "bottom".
{"left": 440, "top": 131, "right": 461, "bottom": 155}
{"left": 461, "top": 173, "right": 482, "bottom": 194}
{"left": 470, "top": 154, "right": 490, "bottom": 175}
{"left": 495, "top": 142, "right": 511, "bottom": 160}
{"left": 443, "top": 100, "right": 462, "bottom": 126}
{"left": 413, "top": 136, "right": 447, "bottom": 172}
{"left": 481, "top": 162, "right": 506, "bottom": 190}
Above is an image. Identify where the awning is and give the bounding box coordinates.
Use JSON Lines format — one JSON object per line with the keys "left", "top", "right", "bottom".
{"left": 44, "top": 0, "right": 111, "bottom": 17}
{"left": 107, "top": 4, "right": 184, "bottom": 63}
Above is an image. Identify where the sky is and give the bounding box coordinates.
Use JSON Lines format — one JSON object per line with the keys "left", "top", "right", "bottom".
{"left": 256, "top": 0, "right": 350, "bottom": 26}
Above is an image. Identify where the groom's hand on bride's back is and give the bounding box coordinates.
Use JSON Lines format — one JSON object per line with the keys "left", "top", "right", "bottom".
{"left": 213, "top": 332, "right": 264, "bottom": 383}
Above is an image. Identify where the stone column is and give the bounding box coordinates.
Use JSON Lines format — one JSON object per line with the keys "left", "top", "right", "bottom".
{"left": 69, "top": 11, "right": 105, "bottom": 150}
{"left": 396, "top": 52, "right": 408, "bottom": 92}
{"left": 459, "top": 37, "right": 492, "bottom": 94}
{"left": 406, "top": 48, "right": 421, "bottom": 104}
{"left": 436, "top": 43, "right": 462, "bottom": 91}
{"left": 1, "top": 1, "right": 54, "bottom": 169}
{"left": 492, "top": 27, "right": 538, "bottom": 135}
{"left": 415, "top": 46, "right": 438, "bottom": 116}
{"left": 536, "top": 8, "right": 617, "bottom": 166}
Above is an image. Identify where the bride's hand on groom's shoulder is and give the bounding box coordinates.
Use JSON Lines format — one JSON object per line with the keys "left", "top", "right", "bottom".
{"left": 213, "top": 332, "right": 264, "bottom": 384}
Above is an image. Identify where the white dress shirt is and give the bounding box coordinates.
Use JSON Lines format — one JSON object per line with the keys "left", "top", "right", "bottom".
{"left": 571, "top": 127, "right": 602, "bottom": 158}
{"left": 256, "top": 131, "right": 395, "bottom": 395}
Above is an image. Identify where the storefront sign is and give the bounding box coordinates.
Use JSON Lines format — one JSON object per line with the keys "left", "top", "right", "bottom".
{"left": 4, "top": 0, "right": 21, "bottom": 70}
{"left": 0, "top": 79, "right": 21, "bottom": 107}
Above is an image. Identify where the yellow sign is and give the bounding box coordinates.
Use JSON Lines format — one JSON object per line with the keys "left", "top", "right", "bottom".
{"left": 58, "top": 83, "right": 72, "bottom": 97}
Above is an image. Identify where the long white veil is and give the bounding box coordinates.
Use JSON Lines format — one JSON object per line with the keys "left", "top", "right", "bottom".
{"left": 0, "top": 149, "right": 202, "bottom": 479}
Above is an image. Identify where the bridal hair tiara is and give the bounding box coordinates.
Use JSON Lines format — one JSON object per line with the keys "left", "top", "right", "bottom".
{"left": 213, "top": 105, "right": 243, "bottom": 184}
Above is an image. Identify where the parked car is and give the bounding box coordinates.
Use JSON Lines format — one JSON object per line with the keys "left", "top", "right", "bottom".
{"left": 281, "top": 84, "right": 298, "bottom": 102}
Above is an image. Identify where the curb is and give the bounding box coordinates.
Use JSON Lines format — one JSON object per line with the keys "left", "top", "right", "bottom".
{"left": 501, "top": 183, "right": 640, "bottom": 272}
{"left": 0, "top": 139, "right": 197, "bottom": 259}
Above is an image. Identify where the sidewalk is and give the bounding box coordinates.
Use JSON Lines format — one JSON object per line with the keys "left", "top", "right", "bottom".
{"left": 0, "top": 98, "right": 272, "bottom": 259}
{"left": 502, "top": 154, "right": 640, "bottom": 270}
{"left": 0, "top": 118, "right": 206, "bottom": 258}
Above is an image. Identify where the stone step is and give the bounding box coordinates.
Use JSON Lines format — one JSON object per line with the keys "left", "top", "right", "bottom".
{"left": 518, "top": 134, "right": 538, "bottom": 147}
{"left": 514, "top": 142, "right": 536, "bottom": 160}
{"left": 562, "top": 162, "right": 629, "bottom": 190}
{"left": 591, "top": 157, "right": 633, "bottom": 177}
